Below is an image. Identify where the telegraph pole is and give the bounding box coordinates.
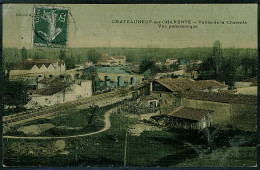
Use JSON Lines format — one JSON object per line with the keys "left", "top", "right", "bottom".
{"left": 124, "top": 119, "right": 128, "bottom": 167}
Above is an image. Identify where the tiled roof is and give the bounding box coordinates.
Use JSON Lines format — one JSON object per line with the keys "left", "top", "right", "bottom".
{"left": 113, "top": 56, "right": 125, "bottom": 59}
{"left": 155, "top": 78, "right": 195, "bottom": 92}
{"left": 141, "top": 95, "right": 158, "bottom": 101}
{"left": 184, "top": 91, "right": 257, "bottom": 105}
{"left": 196, "top": 80, "right": 229, "bottom": 89}
{"left": 24, "top": 59, "right": 59, "bottom": 64}
{"left": 190, "top": 60, "right": 200, "bottom": 62}
{"left": 8, "top": 59, "right": 64, "bottom": 70}
{"left": 154, "top": 78, "right": 228, "bottom": 92}
{"left": 168, "top": 106, "right": 212, "bottom": 121}
{"left": 38, "top": 77, "right": 59, "bottom": 84}
{"left": 32, "top": 81, "right": 72, "bottom": 96}
{"left": 9, "top": 63, "right": 36, "bottom": 70}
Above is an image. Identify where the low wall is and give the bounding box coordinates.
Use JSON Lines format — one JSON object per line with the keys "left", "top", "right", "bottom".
{"left": 181, "top": 98, "right": 257, "bottom": 131}
{"left": 181, "top": 98, "right": 231, "bottom": 125}
{"left": 151, "top": 91, "right": 179, "bottom": 114}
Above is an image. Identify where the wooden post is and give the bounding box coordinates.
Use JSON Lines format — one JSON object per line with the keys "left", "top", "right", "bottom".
{"left": 124, "top": 119, "right": 128, "bottom": 167}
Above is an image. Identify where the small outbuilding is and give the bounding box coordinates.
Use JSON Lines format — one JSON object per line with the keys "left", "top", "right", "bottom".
{"left": 140, "top": 95, "right": 159, "bottom": 108}
{"left": 167, "top": 106, "right": 213, "bottom": 130}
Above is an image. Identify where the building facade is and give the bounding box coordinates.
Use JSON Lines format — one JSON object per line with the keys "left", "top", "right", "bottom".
{"left": 182, "top": 91, "right": 257, "bottom": 131}
{"left": 26, "top": 80, "right": 92, "bottom": 109}
{"left": 97, "top": 56, "right": 126, "bottom": 67}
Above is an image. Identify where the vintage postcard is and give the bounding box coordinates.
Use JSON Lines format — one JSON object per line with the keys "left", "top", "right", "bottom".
{"left": 2, "top": 4, "right": 258, "bottom": 167}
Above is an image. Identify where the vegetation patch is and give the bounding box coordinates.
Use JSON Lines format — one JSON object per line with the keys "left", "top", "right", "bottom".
{"left": 3, "top": 106, "right": 257, "bottom": 167}
{"left": 175, "top": 146, "right": 257, "bottom": 167}
{"left": 17, "top": 123, "right": 54, "bottom": 136}
{"left": 4, "top": 105, "right": 110, "bottom": 137}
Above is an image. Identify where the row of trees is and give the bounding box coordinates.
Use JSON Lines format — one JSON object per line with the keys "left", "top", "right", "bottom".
{"left": 138, "top": 40, "right": 257, "bottom": 86}
{"left": 3, "top": 46, "right": 257, "bottom": 68}
{"left": 199, "top": 40, "right": 257, "bottom": 87}
{"left": 139, "top": 58, "right": 179, "bottom": 80}
{"left": 4, "top": 47, "right": 104, "bottom": 69}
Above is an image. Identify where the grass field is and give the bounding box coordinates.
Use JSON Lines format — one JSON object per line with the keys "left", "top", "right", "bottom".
{"left": 175, "top": 146, "right": 257, "bottom": 167}
{"left": 4, "top": 106, "right": 108, "bottom": 137}
{"left": 3, "top": 109, "right": 257, "bottom": 167}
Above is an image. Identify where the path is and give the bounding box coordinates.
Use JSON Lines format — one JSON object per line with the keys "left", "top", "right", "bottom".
{"left": 3, "top": 108, "right": 117, "bottom": 140}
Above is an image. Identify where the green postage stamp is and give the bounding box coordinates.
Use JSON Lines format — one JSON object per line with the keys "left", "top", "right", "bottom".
{"left": 32, "top": 6, "right": 69, "bottom": 48}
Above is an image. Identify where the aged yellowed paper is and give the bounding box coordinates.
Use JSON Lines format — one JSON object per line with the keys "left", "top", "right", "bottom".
{"left": 2, "top": 4, "right": 257, "bottom": 167}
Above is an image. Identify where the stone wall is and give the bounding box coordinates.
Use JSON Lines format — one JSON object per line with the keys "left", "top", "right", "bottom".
{"left": 181, "top": 98, "right": 231, "bottom": 125}
{"left": 151, "top": 91, "right": 180, "bottom": 114}
{"left": 181, "top": 98, "right": 257, "bottom": 131}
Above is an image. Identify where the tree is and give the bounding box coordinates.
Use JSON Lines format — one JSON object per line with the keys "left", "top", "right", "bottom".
{"left": 144, "top": 69, "right": 156, "bottom": 80}
{"left": 199, "top": 40, "right": 224, "bottom": 80}
{"left": 81, "top": 66, "right": 101, "bottom": 93}
{"left": 219, "top": 57, "right": 237, "bottom": 87}
{"left": 34, "top": 51, "right": 40, "bottom": 59}
{"left": 59, "top": 49, "right": 67, "bottom": 72}
{"left": 20, "top": 47, "right": 28, "bottom": 61}
{"left": 139, "top": 58, "right": 156, "bottom": 73}
{"left": 198, "top": 57, "right": 217, "bottom": 80}
{"left": 3, "top": 71, "right": 30, "bottom": 108}
{"left": 64, "top": 53, "right": 76, "bottom": 70}
{"left": 88, "top": 105, "right": 100, "bottom": 124}
{"left": 240, "top": 57, "right": 257, "bottom": 79}
{"left": 161, "top": 65, "right": 168, "bottom": 72}
{"left": 87, "top": 49, "right": 101, "bottom": 64}
{"left": 170, "top": 63, "right": 179, "bottom": 71}
{"left": 212, "top": 40, "right": 223, "bottom": 77}
{"left": 59, "top": 49, "right": 66, "bottom": 61}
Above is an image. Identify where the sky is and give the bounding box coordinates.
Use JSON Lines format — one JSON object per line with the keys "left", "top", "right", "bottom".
{"left": 3, "top": 4, "right": 258, "bottom": 49}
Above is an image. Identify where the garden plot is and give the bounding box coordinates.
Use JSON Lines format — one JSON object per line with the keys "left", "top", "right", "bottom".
{"left": 128, "top": 123, "right": 162, "bottom": 136}
{"left": 56, "top": 126, "right": 83, "bottom": 130}
{"left": 17, "top": 123, "right": 54, "bottom": 135}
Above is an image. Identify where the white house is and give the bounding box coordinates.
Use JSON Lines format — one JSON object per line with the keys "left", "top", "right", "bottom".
{"left": 97, "top": 56, "right": 126, "bottom": 67}
{"left": 165, "top": 58, "right": 178, "bottom": 65}
{"left": 85, "top": 61, "right": 93, "bottom": 67}
{"left": 190, "top": 60, "right": 203, "bottom": 65}
{"left": 235, "top": 77, "right": 257, "bottom": 96}
{"left": 26, "top": 80, "right": 92, "bottom": 109}
{"left": 155, "top": 60, "right": 162, "bottom": 66}
{"left": 112, "top": 56, "right": 126, "bottom": 65}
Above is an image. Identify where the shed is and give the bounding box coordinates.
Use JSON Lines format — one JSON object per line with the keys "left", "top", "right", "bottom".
{"left": 168, "top": 106, "right": 213, "bottom": 130}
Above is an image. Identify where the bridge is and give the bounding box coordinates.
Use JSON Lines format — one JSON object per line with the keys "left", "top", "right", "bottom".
{"left": 97, "top": 72, "right": 144, "bottom": 86}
